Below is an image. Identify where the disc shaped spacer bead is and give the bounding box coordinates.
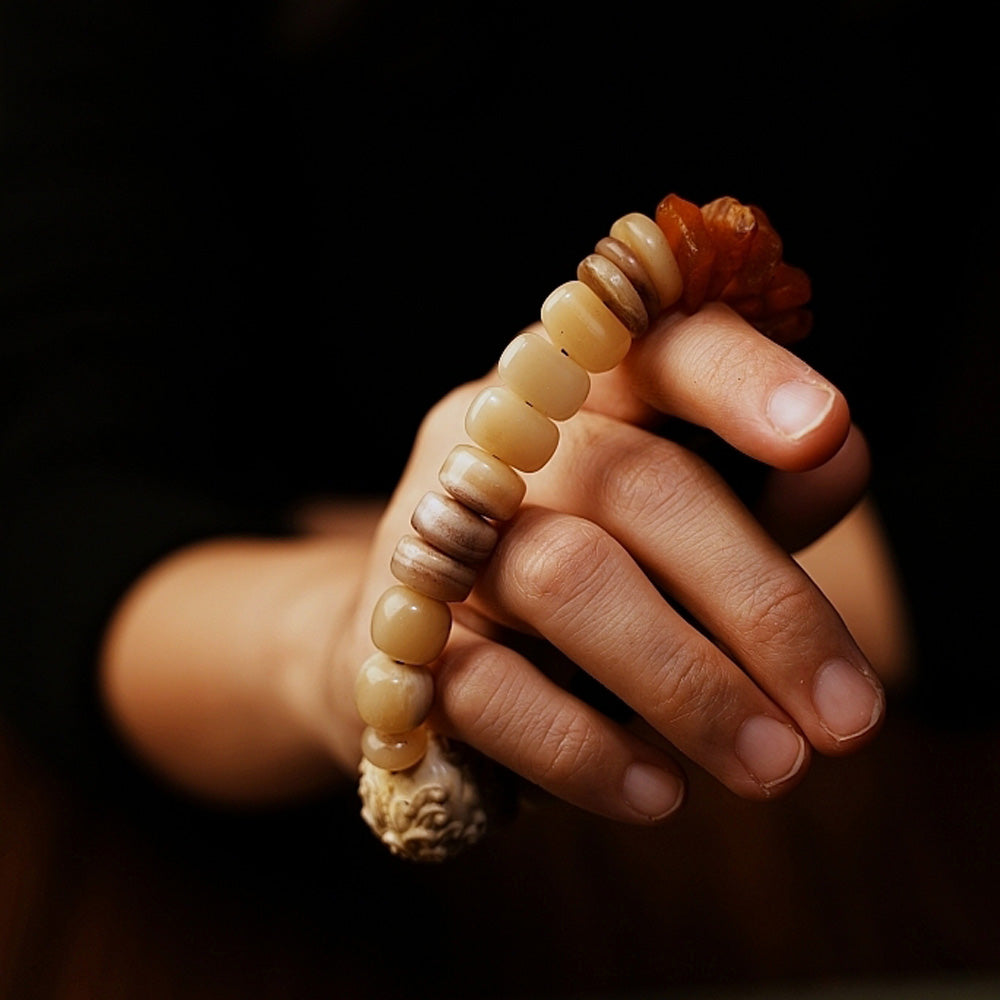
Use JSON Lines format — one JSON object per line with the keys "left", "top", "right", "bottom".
{"left": 411, "top": 491, "right": 499, "bottom": 564}
{"left": 391, "top": 533, "right": 477, "bottom": 603}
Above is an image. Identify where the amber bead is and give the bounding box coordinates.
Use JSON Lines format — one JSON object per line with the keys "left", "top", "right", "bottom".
{"left": 439, "top": 444, "right": 525, "bottom": 521}
{"left": 370, "top": 585, "right": 452, "bottom": 665}
{"left": 354, "top": 652, "right": 435, "bottom": 733}
{"left": 540, "top": 280, "right": 632, "bottom": 373}
{"left": 498, "top": 331, "right": 590, "bottom": 421}
{"left": 361, "top": 725, "right": 429, "bottom": 771}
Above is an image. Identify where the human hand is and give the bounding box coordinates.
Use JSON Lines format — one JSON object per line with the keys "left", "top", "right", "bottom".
{"left": 338, "top": 300, "right": 883, "bottom": 825}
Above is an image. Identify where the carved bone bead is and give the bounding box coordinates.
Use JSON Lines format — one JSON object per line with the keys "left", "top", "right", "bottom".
{"left": 358, "top": 731, "right": 492, "bottom": 862}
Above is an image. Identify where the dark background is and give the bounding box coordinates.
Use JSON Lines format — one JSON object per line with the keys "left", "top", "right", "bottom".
{"left": 1, "top": 1, "right": 998, "bottom": 996}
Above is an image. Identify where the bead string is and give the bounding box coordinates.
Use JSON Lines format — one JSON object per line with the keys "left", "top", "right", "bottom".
{"left": 354, "top": 194, "right": 811, "bottom": 859}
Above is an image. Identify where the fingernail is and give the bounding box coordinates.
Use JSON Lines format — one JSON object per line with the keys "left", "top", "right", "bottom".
{"left": 766, "top": 380, "right": 835, "bottom": 440}
{"left": 735, "top": 715, "right": 806, "bottom": 791}
{"left": 813, "top": 658, "right": 884, "bottom": 741}
{"left": 623, "top": 762, "right": 684, "bottom": 820}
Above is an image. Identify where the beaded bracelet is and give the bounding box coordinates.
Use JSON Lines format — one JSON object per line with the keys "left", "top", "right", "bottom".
{"left": 356, "top": 193, "right": 812, "bottom": 862}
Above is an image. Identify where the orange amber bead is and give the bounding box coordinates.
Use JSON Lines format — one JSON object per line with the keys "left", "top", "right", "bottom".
{"left": 655, "top": 193, "right": 717, "bottom": 313}
{"left": 762, "top": 261, "right": 812, "bottom": 314}
{"left": 719, "top": 205, "right": 783, "bottom": 299}
{"left": 700, "top": 196, "right": 757, "bottom": 301}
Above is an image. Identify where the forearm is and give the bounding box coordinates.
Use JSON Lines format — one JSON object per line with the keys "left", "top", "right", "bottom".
{"left": 98, "top": 524, "right": 378, "bottom": 805}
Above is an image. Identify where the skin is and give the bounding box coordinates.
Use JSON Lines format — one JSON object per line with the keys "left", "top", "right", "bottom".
{"left": 100, "top": 303, "right": 895, "bottom": 821}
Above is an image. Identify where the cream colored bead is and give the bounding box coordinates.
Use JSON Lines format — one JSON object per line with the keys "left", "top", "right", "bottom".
{"left": 540, "top": 280, "right": 632, "bottom": 373}
{"left": 370, "top": 584, "right": 451, "bottom": 664}
{"left": 439, "top": 444, "right": 525, "bottom": 521}
{"left": 609, "top": 212, "right": 683, "bottom": 311}
{"left": 354, "top": 651, "right": 435, "bottom": 733}
{"left": 361, "top": 725, "right": 429, "bottom": 771}
{"left": 411, "top": 491, "right": 498, "bottom": 564}
{"left": 464, "top": 385, "right": 559, "bottom": 473}
{"left": 497, "top": 331, "right": 590, "bottom": 420}
{"left": 391, "top": 534, "right": 477, "bottom": 603}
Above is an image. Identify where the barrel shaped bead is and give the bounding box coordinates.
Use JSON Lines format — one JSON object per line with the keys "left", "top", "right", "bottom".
{"left": 370, "top": 584, "right": 452, "bottom": 664}
{"left": 354, "top": 651, "right": 435, "bottom": 733}
{"left": 464, "top": 385, "right": 559, "bottom": 472}
{"left": 540, "top": 280, "right": 632, "bottom": 373}
{"left": 497, "top": 331, "right": 590, "bottom": 420}
{"left": 439, "top": 444, "right": 525, "bottom": 521}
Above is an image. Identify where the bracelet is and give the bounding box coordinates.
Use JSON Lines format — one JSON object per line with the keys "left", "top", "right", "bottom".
{"left": 356, "top": 193, "right": 812, "bottom": 862}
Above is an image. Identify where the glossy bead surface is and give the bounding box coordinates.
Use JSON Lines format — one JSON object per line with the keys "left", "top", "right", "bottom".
{"left": 609, "top": 213, "right": 683, "bottom": 312}
{"left": 594, "top": 235, "right": 661, "bottom": 321}
{"left": 361, "top": 725, "right": 429, "bottom": 771}
{"left": 391, "top": 534, "right": 477, "bottom": 603}
{"left": 498, "top": 331, "right": 590, "bottom": 420}
{"left": 439, "top": 444, "right": 525, "bottom": 521}
{"left": 540, "top": 281, "right": 632, "bottom": 373}
{"left": 464, "top": 385, "right": 559, "bottom": 472}
{"left": 354, "top": 651, "right": 435, "bottom": 733}
{"left": 371, "top": 585, "right": 451, "bottom": 664}
{"left": 576, "top": 253, "right": 649, "bottom": 335}
{"left": 411, "top": 491, "right": 498, "bottom": 564}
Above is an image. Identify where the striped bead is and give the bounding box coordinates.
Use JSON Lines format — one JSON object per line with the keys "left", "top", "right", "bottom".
{"left": 391, "top": 533, "right": 477, "bottom": 603}
{"left": 576, "top": 253, "right": 649, "bottom": 336}
{"left": 411, "top": 491, "right": 498, "bottom": 564}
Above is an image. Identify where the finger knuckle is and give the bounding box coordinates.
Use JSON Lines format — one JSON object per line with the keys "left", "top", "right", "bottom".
{"left": 645, "top": 638, "right": 736, "bottom": 727}
{"left": 504, "top": 514, "right": 614, "bottom": 616}
{"left": 735, "top": 569, "right": 819, "bottom": 647}
{"left": 536, "top": 704, "right": 601, "bottom": 788}
{"left": 436, "top": 643, "right": 521, "bottom": 739}
{"left": 597, "top": 437, "right": 718, "bottom": 535}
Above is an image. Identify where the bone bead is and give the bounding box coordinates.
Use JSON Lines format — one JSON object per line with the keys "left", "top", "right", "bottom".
{"left": 354, "top": 651, "right": 435, "bottom": 733}
{"left": 411, "top": 491, "right": 498, "bottom": 564}
{"left": 464, "top": 385, "right": 559, "bottom": 473}
{"left": 609, "top": 213, "right": 683, "bottom": 312}
{"left": 439, "top": 444, "right": 525, "bottom": 521}
{"left": 361, "top": 725, "right": 429, "bottom": 771}
{"left": 594, "top": 235, "right": 661, "bottom": 322}
{"left": 371, "top": 584, "right": 452, "bottom": 664}
{"left": 391, "top": 534, "right": 477, "bottom": 603}
{"left": 576, "top": 253, "right": 649, "bottom": 336}
{"left": 540, "top": 280, "right": 632, "bottom": 373}
{"left": 497, "top": 331, "right": 590, "bottom": 420}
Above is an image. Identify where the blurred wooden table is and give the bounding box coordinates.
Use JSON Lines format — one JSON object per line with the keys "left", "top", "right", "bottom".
{"left": 2, "top": 707, "right": 999, "bottom": 1000}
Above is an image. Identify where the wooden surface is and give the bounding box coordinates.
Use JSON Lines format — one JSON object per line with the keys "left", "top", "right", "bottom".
{"left": 2, "top": 706, "right": 999, "bottom": 1000}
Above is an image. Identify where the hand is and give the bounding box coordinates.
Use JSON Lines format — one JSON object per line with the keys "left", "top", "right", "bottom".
{"left": 336, "top": 302, "right": 884, "bottom": 824}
